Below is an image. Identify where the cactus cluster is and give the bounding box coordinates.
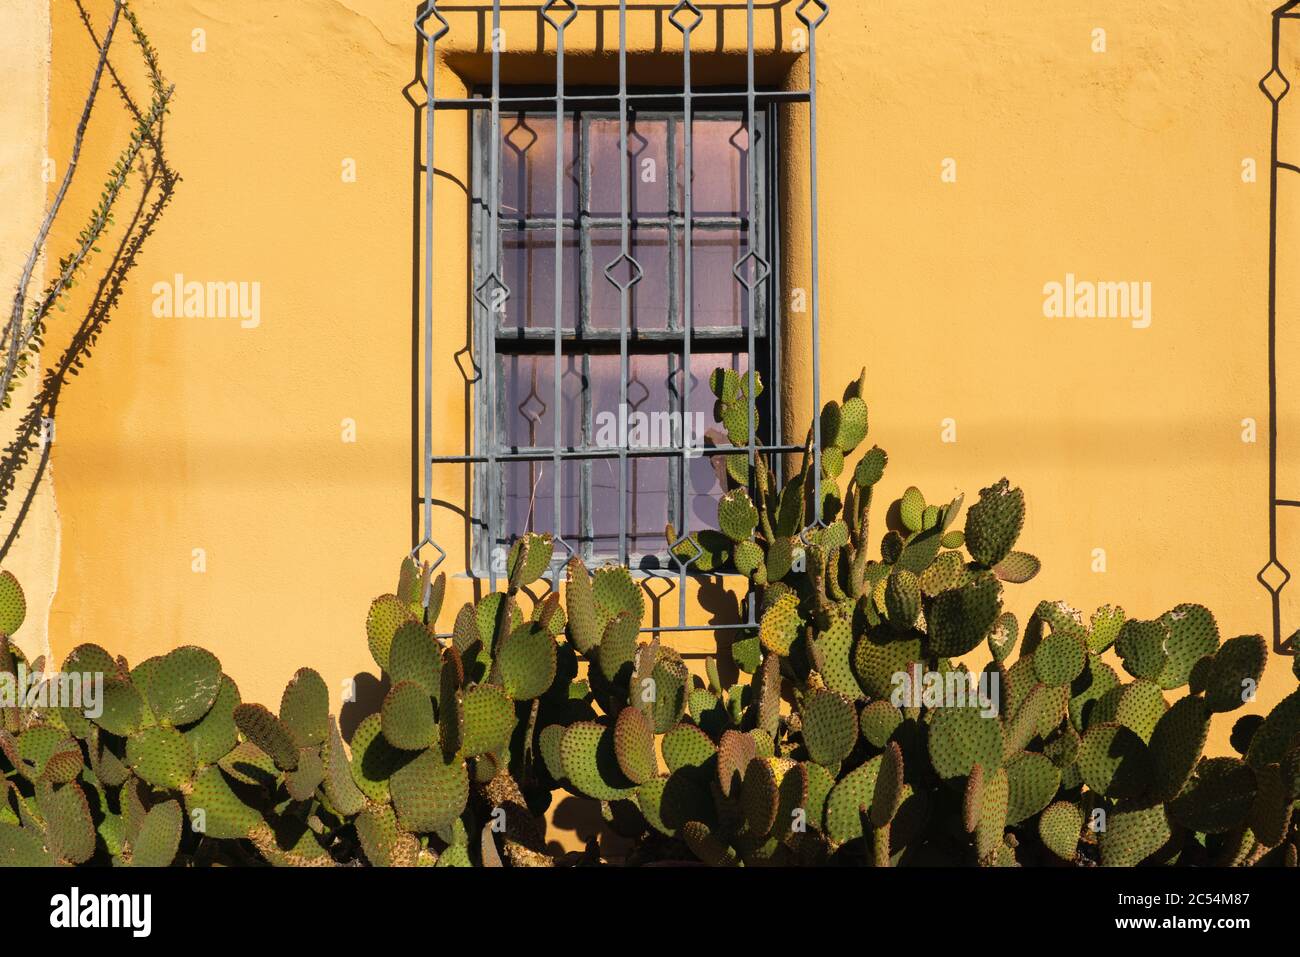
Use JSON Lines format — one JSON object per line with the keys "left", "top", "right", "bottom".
{"left": 1, "top": 370, "right": 1297, "bottom": 866}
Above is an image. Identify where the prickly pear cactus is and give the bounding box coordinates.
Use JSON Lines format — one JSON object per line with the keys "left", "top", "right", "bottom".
{"left": 2, "top": 369, "right": 1297, "bottom": 868}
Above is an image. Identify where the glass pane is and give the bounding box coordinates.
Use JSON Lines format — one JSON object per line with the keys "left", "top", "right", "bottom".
{"left": 675, "top": 117, "right": 749, "bottom": 218}
{"left": 590, "top": 227, "right": 670, "bottom": 331}
{"left": 503, "top": 459, "right": 582, "bottom": 552}
{"left": 588, "top": 116, "right": 670, "bottom": 218}
{"left": 500, "top": 354, "right": 585, "bottom": 450}
{"left": 589, "top": 355, "right": 675, "bottom": 559}
{"left": 499, "top": 114, "right": 578, "bottom": 219}
{"left": 499, "top": 226, "right": 580, "bottom": 332}
{"left": 677, "top": 227, "right": 749, "bottom": 330}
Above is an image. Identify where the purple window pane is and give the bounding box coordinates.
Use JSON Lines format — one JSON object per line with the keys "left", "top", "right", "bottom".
{"left": 590, "top": 354, "right": 674, "bottom": 558}
{"left": 501, "top": 354, "right": 585, "bottom": 450}
{"left": 503, "top": 459, "right": 582, "bottom": 547}
{"left": 500, "top": 226, "right": 581, "bottom": 331}
{"left": 589, "top": 354, "right": 676, "bottom": 452}
{"left": 677, "top": 228, "right": 749, "bottom": 330}
{"left": 674, "top": 118, "right": 749, "bottom": 218}
{"left": 591, "top": 456, "right": 671, "bottom": 559}
{"left": 590, "top": 228, "right": 670, "bottom": 331}
{"left": 500, "top": 114, "right": 578, "bottom": 219}
{"left": 588, "top": 117, "right": 670, "bottom": 218}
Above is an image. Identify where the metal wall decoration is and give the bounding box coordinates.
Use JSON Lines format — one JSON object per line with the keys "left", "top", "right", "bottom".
{"left": 413, "top": 0, "right": 829, "bottom": 640}
{"left": 1261, "top": 0, "right": 1298, "bottom": 657}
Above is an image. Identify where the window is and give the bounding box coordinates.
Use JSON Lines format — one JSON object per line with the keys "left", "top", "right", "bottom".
{"left": 472, "top": 95, "right": 779, "bottom": 572}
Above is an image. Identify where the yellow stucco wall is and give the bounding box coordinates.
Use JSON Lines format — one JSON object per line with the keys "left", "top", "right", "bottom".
{"left": 23, "top": 0, "right": 1300, "bottom": 817}
{"left": 0, "top": 0, "right": 59, "bottom": 669}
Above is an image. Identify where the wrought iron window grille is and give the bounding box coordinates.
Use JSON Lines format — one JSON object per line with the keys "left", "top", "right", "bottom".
{"left": 414, "top": 0, "right": 830, "bottom": 640}
{"left": 1261, "top": 0, "right": 1299, "bottom": 657}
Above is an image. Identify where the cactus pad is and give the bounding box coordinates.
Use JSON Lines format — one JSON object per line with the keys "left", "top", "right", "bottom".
{"left": 682, "top": 820, "right": 739, "bottom": 866}
{"left": 852, "top": 629, "right": 923, "bottom": 700}
{"left": 387, "top": 622, "right": 442, "bottom": 697}
{"left": 1099, "top": 802, "right": 1171, "bottom": 867}
{"left": 928, "top": 575, "right": 1002, "bottom": 658}
{"left": 1077, "top": 723, "right": 1151, "bottom": 799}
{"left": 278, "top": 667, "right": 329, "bottom": 750}
{"left": 460, "top": 684, "right": 514, "bottom": 757}
{"left": 126, "top": 726, "right": 196, "bottom": 790}
{"left": 348, "top": 713, "right": 410, "bottom": 803}
{"left": 800, "top": 689, "right": 858, "bottom": 767}
{"left": 179, "top": 674, "right": 240, "bottom": 765}
{"left": 927, "top": 706, "right": 1003, "bottom": 782}
{"left": 993, "top": 551, "right": 1041, "bottom": 584}
{"left": 559, "top": 721, "right": 636, "bottom": 800}
{"left": 987, "top": 612, "right": 1019, "bottom": 664}
{"left": 741, "top": 757, "right": 780, "bottom": 836}
{"left": 367, "top": 594, "right": 414, "bottom": 672}
{"left": 38, "top": 781, "right": 96, "bottom": 865}
{"left": 597, "top": 611, "right": 639, "bottom": 688}
{"left": 125, "top": 800, "right": 183, "bottom": 868}
{"left": 1113, "top": 679, "right": 1168, "bottom": 742}
{"left": 963, "top": 479, "right": 1025, "bottom": 567}
{"left": 662, "top": 723, "right": 717, "bottom": 773}
{"left": 593, "top": 565, "right": 644, "bottom": 627}
{"left": 648, "top": 647, "right": 690, "bottom": 733}
{"left": 320, "top": 717, "right": 366, "bottom": 817}
{"left": 919, "top": 551, "right": 968, "bottom": 597}
{"left": 565, "top": 559, "right": 601, "bottom": 654}
{"left": 1204, "top": 634, "right": 1267, "bottom": 713}
{"left": 1068, "top": 657, "right": 1119, "bottom": 731}
{"left": 1033, "top": 630, "right": 1087, "bottom": 687}
{"left": 497, "top": 622, "right": 557, "bottom": 701}
{"left": 759, "top": 592, "right": 801, "bottom": 657}
{"left": 381, "top": 681, "right": 438, "bottom": 751}
{"left": 1246, "top": 689, "right": 1300, "bottom": 771}
{"left": 899, "top": 487, "right": 926, "bottom": 534}
{"left": 389, "top": 747, "right": 469, "bottom": 832}
{"left": 884, "top": 569, "right": 922, "bottom": 628}
{"left": 870, "top": 742, "right": 905, "bottom": 828}
{"left": 824, "top": 755, "right": 881, "bottom": 844}
{"left": 1088, "top": 604, "right": 1126, "bottom": 654}
{"left": 613, "top": 707, "right": 657, "bottom": 785}
{"left": 973, "top": 765, "right": 1009, "bottom": 863}
{"left": 185, "top": 765, "right": 261, "bottom": 840}
{"left": 1037, "top": 801, "right": 1082, "bottom": 861}
{"left": 1004, "top": 751, "right": 1060, "bottom": 825}
{"left": 234, "top": 704, "right": 299, "bottom": 771}
{"left": 1154, "top": 604, "right": 1220, "bottom": 690}
{"left": 507, "top": 532, "right": 553, "bottom": 589}
{"left": 1115, "top": 619, "right": 1170, "bottom": 681}
{"left": 0, "top": 572, "right": 26, "bottom": 636}
{"left": 357, "top": 803, "right": 418, "bottom": 867}
{"left": 1168, "top": 757, "right": 1257, "bottom": 833}
{"left": 718, "top": 489, "right": 760, "bottom": 543}
{"left": 859, "top": 700, "right": 903, "bottom": 749}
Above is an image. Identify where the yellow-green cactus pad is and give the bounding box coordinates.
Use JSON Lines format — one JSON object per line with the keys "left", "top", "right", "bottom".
{"left": 381, "top": 681, "right": 438, "bottom": 751}
{"left": 559, "top": 721, "right": 636, "bottom": 801}
{"left": 1077, "top": 723, "right": 1151, "bottom": 800}
{"left": 0, "top": 572, "right": 26, "bottom": 637}
{"left": 389, "top": 747, "right": 469, "bottom": 833}
{"left": 278, "top": 667, "right": 329, "bottom": 750}
{"left": 496, "top": 622, "right": 557, "bottom": 701}
{"left": 126, "top": 725, "right": 196, "bottom": 790}
{"left": 927, "top": 706, "right": 1003, "bottom": 782}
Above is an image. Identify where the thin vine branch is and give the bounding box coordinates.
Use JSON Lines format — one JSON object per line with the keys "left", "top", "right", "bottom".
{"left": 0, "top": 0, "right": 179, "bottom": 559}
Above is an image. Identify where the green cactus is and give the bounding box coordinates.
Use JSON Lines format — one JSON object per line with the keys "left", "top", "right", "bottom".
{"left": 1, "top": 365, "right": 1296, "bottom": 871}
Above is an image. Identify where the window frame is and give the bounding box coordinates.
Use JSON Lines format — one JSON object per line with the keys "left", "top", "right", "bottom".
{"left": 470, "top": 88, "right": 783, "bottom": 575}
